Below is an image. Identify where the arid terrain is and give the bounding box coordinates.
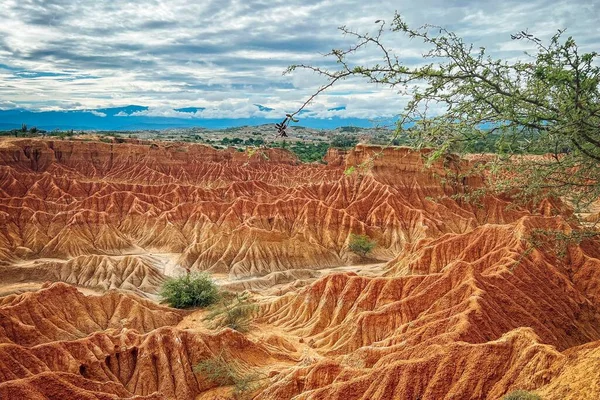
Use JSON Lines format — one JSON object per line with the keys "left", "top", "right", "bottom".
{"left": 1, "top": 138, "right": 599, "bottom": 399}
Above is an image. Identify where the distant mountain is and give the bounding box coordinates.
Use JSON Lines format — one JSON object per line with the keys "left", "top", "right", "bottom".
{"left": 174, "top": 107, "right": 206, "bottom": 113}
{"left": 0, "top": 105, "right": 388, "bottom": 131}
{"left": 254, "top": 104, "right": 274, "bottom": 112}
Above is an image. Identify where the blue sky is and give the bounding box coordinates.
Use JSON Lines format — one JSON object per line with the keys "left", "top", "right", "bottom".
{"left": 0, "top": 0, "right": 598, "bottom": 128}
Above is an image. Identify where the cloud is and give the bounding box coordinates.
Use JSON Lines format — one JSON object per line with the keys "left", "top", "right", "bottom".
{"left": 130, "top": 107, "right": 197, "bottom": 119}
{"left": 0, "top": 100, "right": 17, "bottom": 110}
{"left": 0, "top": 0, "right": 597, "bottom": 120}
{"left": 89, "top": 110, "right": 106, "bottom": 117}
{"left": 127, "top": 103, "right": 282, "bottom": 119}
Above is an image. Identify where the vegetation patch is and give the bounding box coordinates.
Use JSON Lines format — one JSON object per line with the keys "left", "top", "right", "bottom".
{"left": 204, "top": 292, "right": 258, "bottom": 333}
{"left": 159, "top": 272, "right": 220, "bottom": 309}
{"left": 269, "top": 141, "right": 330, "bottom": 163}
{"left": 348, "top": 233, "right": 377, "bottom": 258}
{"left": 194, "top": 352, "right": 261, "bottom": 399}
{"left": 503, "top": 390, "right": 542, "bottom": 400}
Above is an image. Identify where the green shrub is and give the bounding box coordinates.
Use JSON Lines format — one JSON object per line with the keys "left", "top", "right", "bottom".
{"left": 348, "top": 233, "right": 376, "bottom": 257}
{"left": 159, "top": 272, "right": 220, "bottom": 309}
{"left": 503, "top": 390, "right": 542, "bottom": 400}
{"left": 194, "top": 352, "right": 260, "bottom": 398}
{"left": 205, "top": 292, "right": 258, "bottom": 333}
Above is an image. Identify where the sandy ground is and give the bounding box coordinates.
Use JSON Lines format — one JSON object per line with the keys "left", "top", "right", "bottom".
{"left": 0, "top": 281, "right": 103, "bottom": 297}
{"left": 0, "top": 250, "right": 386, "bottom": 298}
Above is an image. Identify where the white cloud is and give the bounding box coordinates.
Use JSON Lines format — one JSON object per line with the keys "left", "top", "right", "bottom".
{"left": 89, "top": 110, "right": 106, "bottom": 117}
{"left": 130, "top": 107, "right": 195, "bottom": 119}
{"left": 0, "top": 100, "right": 17, "bottom": 110}
{"left": 0, "top": 0, "right": 597, "bottom": 120}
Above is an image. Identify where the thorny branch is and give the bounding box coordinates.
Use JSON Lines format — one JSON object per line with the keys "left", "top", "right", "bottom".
{"left": 278, "top": 12, "right": 600, "bottom": 215}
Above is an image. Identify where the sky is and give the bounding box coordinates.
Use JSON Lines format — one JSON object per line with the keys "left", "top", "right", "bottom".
{"left": 0, "top": 0, "right": 599, "bottom": 128}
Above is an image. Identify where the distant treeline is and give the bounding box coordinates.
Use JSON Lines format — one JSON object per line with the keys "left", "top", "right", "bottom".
{"left": 1, "top": 126, "right": 561, "bottom": 162}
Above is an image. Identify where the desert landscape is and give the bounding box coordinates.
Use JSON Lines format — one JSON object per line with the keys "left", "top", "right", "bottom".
{"left": 0, "top": 137, "right": 598, "bottom": 399}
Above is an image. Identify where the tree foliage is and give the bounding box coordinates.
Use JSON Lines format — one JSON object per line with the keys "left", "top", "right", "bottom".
{"left": 204, "top": 292, "right": 258, "bottom": 333}
{"left": 159, "top": 272, "right": 220, "bottom": 309}
{"left": 348, "top": 233, "right": 376, "bottom": 257}
{"left": 194, "top": 352, "right": 261, "bottom": 398}
{"left": 269, "top": 141, "right": 329, "bottom": 163}
{"left": 527, "top": 228, "right": 599, "bottom": 258}
{"left": 287, "top": 13, "right": 600, "bottom": 213}
{"left": 503, "top": 390, "right": 542, "bottom": 400}
{"left": 331, "top": 134, "right": 359, "bottom": 149}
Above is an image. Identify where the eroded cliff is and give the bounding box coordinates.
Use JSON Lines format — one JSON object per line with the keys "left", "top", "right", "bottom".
{"left": 0, "top": 138, "right": 598, "bottom": 400}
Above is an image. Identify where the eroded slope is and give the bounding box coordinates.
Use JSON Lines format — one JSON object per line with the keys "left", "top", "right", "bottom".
{"left": 0, "top": 139, "right": 528, "bottom": 292}
{"left": 1, "top": 139, "right": 599, "bottom": 400}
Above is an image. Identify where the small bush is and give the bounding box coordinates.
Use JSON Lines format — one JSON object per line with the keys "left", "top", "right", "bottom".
{"left": 159, "top": 272, "right": 220, "bottom": 309}
{"left": 348, "top": 233, "right": 376, "bottom": 257}
{"left": 205, "top": 292, "right": 258, "bottom": 333}
{"left": 194, "top": 352, "right": 260, "bottom": 398}
{"left": 503, "top": 390, "right": 542, "bottom": 400}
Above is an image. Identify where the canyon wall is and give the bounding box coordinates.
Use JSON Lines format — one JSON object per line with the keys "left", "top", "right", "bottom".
{"left": 0, "top": 139, "right": 530, "bottom": 289}
{"left": 1, "top": 138, "right": 598, "bottom": 399}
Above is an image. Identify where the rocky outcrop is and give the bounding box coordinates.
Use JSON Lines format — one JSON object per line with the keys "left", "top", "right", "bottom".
{"left": 255, "top": 215, "right": 600, "bottom": 399}
{"left": 0, "top": 140, "right": 523, "bottom": 289}
{"left": 0, "top": 283, "right": 183, "bottom": 346}
{"left": 0, "top": 282, "right": 294, "bottom": 400}
{"left": 1, "top": 138, "right": 599, "bottom": 400}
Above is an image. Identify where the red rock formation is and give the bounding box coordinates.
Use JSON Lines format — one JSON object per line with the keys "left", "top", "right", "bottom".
{"left": 0, "top": 282, "right": 294, "bottom": 400}
{"left": 1, "top": 138, "right": 599, "bottom": 400}
{"left": 255, "top": 215, "right": 600, "bottom": 399}
{"left": 0, "top": 283, "right": 183, "bottom": 346}
{"left": 0, "top": 139, "right": 536, "bottom": 288}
